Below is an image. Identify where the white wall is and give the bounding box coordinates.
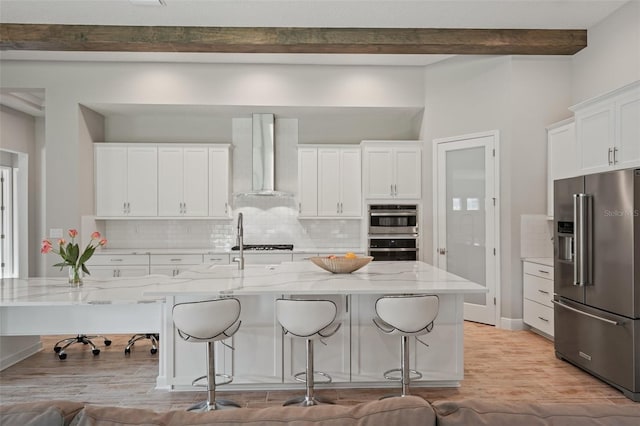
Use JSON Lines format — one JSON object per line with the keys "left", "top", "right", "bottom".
{"left": 572, "top": 0, "right": 640, "bottom": 104}
{"left": 0, "top": 62, "right": 423, "bottom": 275}
{"left": 420, "top": 55, "right": 572, "bottom": 322}
{"left": 0, "top": 105, "right": 43, "bottom": 277}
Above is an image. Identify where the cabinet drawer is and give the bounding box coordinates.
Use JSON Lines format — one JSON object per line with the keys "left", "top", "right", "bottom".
{"left": 86, "top": 254, "right": 149, "bottom": 266}
{"left": 523, "top": 262, "right": 553, "bottom": 279}
{"left": 203, "top": 254, "right": 230, "bottom": 264}
{"left": 523, "top": 299, "right": 554, "bottom": 337}
{"left": 150, "top": 254, "right": 203, "bottom": 265}
{"left": 524, "top": 275, "right": 554, "bottom": 308}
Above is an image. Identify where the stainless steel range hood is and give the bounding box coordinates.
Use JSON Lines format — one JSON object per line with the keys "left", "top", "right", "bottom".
{"left": 244, "top": 113, "right": 290, "bottom": 197}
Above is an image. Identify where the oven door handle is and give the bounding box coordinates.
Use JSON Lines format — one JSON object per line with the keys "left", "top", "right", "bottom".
{"left": 369, "top": 211, "right": 417, "bottom": 217}
{"left": 368, "top": 248, "right": 418, "bottom": 252}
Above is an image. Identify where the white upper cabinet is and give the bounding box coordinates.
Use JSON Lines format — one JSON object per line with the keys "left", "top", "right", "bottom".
{"left": 96, "top": 143, "right": 231, "bottom": 219}
{"left": 208, "top": 145, "right": 231, "bottom": 218}
{"left": 546, "top": 119, "right": 576, "bottom": 218}
{"left": 297, "top": 147, "right": 318, "bottom": 217}
{"left": 572, "top": 81, "right": 640, "bottom": 175}
{"left": 95, "top": 144, "right": 158, "bottom": 217}
{"left": 362, "top": 141, "right": 422, "bottom": 199}
{"left": 297, "top": 146, "right": 361, "bottom": 218}
{"left": 158, "top": 145, "right": 208, "bottom": 217}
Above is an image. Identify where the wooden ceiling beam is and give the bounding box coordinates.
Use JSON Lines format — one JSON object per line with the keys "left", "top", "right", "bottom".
{"left": 0, "top": 24, "right": 587, "bottom": 55}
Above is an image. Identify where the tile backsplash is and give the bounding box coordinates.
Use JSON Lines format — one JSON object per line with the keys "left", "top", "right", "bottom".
{"left": 105, "top": 197, "right": 362, "bottom": 250}
{"left": 520, "top": 214, "right": 554, "bottom": 258}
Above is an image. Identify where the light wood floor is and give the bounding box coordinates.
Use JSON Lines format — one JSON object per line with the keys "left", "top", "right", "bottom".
{"left": 0, "top": 322, "right": 636, "bottom": 410}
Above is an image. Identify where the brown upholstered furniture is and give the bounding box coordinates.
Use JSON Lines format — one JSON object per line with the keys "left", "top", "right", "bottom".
{"left": 2, "top": 396, "right": 640, "bottom": 426}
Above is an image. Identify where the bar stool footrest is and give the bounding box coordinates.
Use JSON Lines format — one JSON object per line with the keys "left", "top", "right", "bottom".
{"left": 383, "top": 368, "right": 423, "bottom": 381}
{"left": 191, "top": 373, "right": 233, "bottom": 388}
{"left": 293, "top": 370, "right": 332, "bottom": 384}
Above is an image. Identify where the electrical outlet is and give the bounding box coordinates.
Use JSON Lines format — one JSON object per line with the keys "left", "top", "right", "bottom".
{"left": 49, "top": 228, "right": 63, "bottom": 238}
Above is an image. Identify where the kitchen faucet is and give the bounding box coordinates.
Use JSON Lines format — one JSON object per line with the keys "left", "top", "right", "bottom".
{"left": 232, "top": 212, "right": 244, "bottom": 270}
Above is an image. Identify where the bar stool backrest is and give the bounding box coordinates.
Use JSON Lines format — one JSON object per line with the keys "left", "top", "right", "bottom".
{"left": 276, "top": 299, "right": 337, "bottom": 338}
{"left": 173, "top": 298, "right": 241, "bottom": 342}
{"left": 376, "top": 295, "right": 439, "bottom": 334}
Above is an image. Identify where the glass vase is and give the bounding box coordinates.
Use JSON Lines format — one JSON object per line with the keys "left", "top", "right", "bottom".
{"left": 68, "top": 265, "right": 83, "bottom": 286}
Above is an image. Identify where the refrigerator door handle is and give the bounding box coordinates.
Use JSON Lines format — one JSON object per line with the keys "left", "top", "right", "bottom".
{"left": 573, "top": 194, "right": 581, "bottom": 285}
{"left": 573, "top": 193, "right": 589, "bottom": 286}
{"left": 552, "top": 300, "right": 619, "bottom": 326}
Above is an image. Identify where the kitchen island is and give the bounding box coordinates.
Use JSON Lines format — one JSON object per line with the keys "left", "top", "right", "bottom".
{"left": 0, "top": 261, "right": 486, "bottom": 391}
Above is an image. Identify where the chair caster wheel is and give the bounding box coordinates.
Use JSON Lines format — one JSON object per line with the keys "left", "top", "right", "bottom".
{"left": 58, "top": 353, "right": 67, "bottom": 360}
{"left": 124, "top": 348, "right": 131, "bottom": 355}
{"left": 54, "top": 346, "right": 61, "bottom": 353}
{"left": 92, "top": 349, "right": 100, "bottom": 356}
{"left": 150, "top": 348, "right": 157, "bottom": 355}
{"left": 105, "top": 340, "right": 112, "bottom": 346}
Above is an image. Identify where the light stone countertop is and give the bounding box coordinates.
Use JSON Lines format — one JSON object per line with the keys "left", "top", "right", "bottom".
{"left": 92, "top": 248, "right": 365, "bottom": 255}
{"left": 1, "top": 261, "right": 486, "bottom": 306}
{"left": 522, "top": 257, "right": 554, "bottom": 267}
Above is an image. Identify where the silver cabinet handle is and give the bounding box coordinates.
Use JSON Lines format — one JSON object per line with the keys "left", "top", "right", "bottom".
{"left": 123, "top": 202, "right": 127, "bottom": 214}
{"left": 394, "top": 184, "right": 397, "bottom": 196}
{"left": 111, "top": 258, "right": 123, "bottom": 262}
{"left": 613, "top": 147, "right": 618, "bottom": 164}
{"left": 337, "top": 202, "right": 340, "bottom": 214}
{"left": 538, "top": 269, "right": 549, "bottom": 274}
{"left": 552, "top": 300, "right": 619, "bottom": 325}
{"left": 224, "top": 202, "right": 228, "bottom": 214}
{"left": 608, "top": 147, "right": 613, "bottom": 165}
{"left": 207, "top": 258, "right": 223, "bottom": 261}
{"left": 298, "top": 202, "right": 301, "bottom": 214}
{"left": 390, "top": 184, "right": 394, "bottom": 196}
{"left": 537, "top": 289, "right": 549, "bottom": 294}
{"left": 537, "top": 316, "right": 549, "bottom": 322}
{"left": 170, "top": 258, "right": 182, "bottom": 262}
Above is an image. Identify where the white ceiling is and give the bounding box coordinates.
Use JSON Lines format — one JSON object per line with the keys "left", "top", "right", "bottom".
{"left": 0, "top": 1, "right": 629, "bottom": 117}
{"left": 0, "top": 0, "right": 629, "bottom": 66}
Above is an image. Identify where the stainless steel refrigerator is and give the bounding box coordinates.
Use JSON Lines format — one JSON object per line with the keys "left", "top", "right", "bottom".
{"left": 554, "top": 168, "right": 639, "bottom": 402}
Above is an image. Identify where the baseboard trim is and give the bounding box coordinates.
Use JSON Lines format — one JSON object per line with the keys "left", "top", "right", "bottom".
{"left": 500, "top": 317, "right": 525, "bottom": 330}
{"left": 0, "top": 339, "right": 43, "bottom": 371}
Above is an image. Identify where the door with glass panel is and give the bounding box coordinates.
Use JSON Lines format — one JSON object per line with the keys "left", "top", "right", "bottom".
{"left": 435, "top": 132, "right": 498, "bottom": 325}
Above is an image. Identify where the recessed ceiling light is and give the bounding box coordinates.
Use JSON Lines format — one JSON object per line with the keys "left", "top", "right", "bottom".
{"left": 129, "top": 0, "right": 166, "bottom": 6}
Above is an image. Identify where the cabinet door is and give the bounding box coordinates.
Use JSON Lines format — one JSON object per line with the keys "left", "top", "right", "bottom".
{"left": 127, "top": 146, "right": 158, "bottom": 216}
{"left": 95, "top": 145, "right": 127, "bottom": 217}
{"left": 208, "top": 147, "right": 230, "bottom": 217}
{"left": 182, "top": 147, "right": 208, "bottom": 217}
{"left": 339, "top": 149, "right": 362, "bottom": 216}
{"left": 88, "top": 265, "right": 150, "bottom": 278}
{"left": 576, "top": 104, "right": 615, "bottom": 174}
{"left": 547, "top": 121, "right": 576, "bottom": 218}
{"left": 158, "top": 147, "right": 184, "bottom": 216}
{"left": 394, "top": 147, "right": 421, "bottom": 199}
{"left": 615, "top": 90, "right": 640, "bottom": 169}
{"left": 317, "top": 149, "right": 341, "bottom": 216}
{"left": 297, "top": 148, "right": 318, "bottom": 217}
{"left": 363, "top": 147, "right": 393, "bottom": 199}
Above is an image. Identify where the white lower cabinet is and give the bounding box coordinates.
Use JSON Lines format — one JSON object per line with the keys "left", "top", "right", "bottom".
{"left": 85, "top": 254, "right": 150, "bottom": 278}
{"left": 350, "top": 294, "right": 462, "bottom": 383}
{"left": 523, "top": 261, "right": 554, "bottom": 338}
{"left": 165, "top": 292, "right": 465, "bottom": 390}
{"left": 150, "top": 254, "right": 203, "bottom": 277}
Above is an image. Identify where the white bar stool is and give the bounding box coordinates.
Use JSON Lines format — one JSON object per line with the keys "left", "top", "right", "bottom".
{"left": 276, "top": 298, "right": 341, "bottom": 407}
{"left": 373, "top": 294, "right": 439, "bottom": 397}
{"left": 172, "top": 298, "right": 242, "bottom": 411}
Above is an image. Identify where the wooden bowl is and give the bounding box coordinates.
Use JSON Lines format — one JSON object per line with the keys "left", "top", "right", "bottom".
{"left": 309, "top": 256, "right": 373, "bottom": 274}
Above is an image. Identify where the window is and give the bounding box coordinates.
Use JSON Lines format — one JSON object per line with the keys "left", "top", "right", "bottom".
{"left": 0, "top": 166, "right": 14, "bottom": 278}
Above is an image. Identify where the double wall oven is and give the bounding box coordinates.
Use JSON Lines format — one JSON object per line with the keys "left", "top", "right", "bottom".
{"left": 368, "top": 204, "right": 419, "bottom": 261}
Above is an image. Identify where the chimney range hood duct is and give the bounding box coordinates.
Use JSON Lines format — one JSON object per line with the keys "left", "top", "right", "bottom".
{"left": 239, "top": 113, "right": 290, "bottom": 197}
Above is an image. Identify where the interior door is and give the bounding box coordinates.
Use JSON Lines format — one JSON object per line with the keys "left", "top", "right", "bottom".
{"left": 435, "top": 133, "right": 498, "bottom": 325}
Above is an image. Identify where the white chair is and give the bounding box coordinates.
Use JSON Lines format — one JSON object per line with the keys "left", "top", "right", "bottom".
{"left": 172, "top": 298, "right": 242, "bottom": 411}
{"left": 373, "top": 294, "right": 439, "bottom": 397}
{"left": 276, "top": 298, "right": 341, "bottom": 407}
